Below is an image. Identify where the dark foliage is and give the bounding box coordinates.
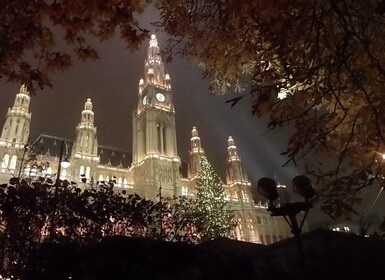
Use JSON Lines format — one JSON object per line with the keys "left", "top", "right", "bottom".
{"left": 0, "top": 177, "right": 198, "bottom": 277}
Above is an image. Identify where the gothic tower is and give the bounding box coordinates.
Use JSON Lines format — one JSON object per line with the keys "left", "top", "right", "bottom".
{"left": 0, "top": 84, "right": 31, "bottom": 146}
{"left": 131, "top": 34, "right": 180, "bottom": 199}
{"left": 225, "top": 136, "right": 259, "bottom": 243}
{"left": 0, "top": 85, "right": 31, "bottom": 180}
{"left": 71, "top": 98, "right": 99, "bottom": 182}
{"left": 188, "top": 126, "right": 205, "bottom": 177}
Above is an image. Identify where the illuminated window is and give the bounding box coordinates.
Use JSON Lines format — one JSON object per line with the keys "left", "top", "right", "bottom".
{"left": 24, "top": 165, "right": 30, "bottom": 176}
{"left": 247, "top": 218, "right": 257, "bottom": 242}
{"left": 265, "top": 234, "right": 271, "bottom": 244}
{"left": 60, "top": 169, "right": 67, "bottom": 180}
{"left": 79, "top": 165, "right": 85, "bottom": 177}
{"left": 260, "top": 234, "right": 264, "bottom": 244}
{"left": 142, "top": 122, "right": 146, "bottom": 155}
{"left": 46, "top": 167, "right": 52, "bottom": 176}
{"left": 98, "top": 174, "right": 104, "bottom": 182}
{"left": 30, "top": 167, "right": 37, "bottom": 177}
{"left": 85, "top": 166, "right": 91, "bottom": 179}
{"left": 235, "top": 218, "right": 244, "bottom": 240}
{"left": 156, "top": 122, "right": 166, "bottom": 154}
{"left": 181, "top": 186, "right": 188, "bottom": 196}
{"left": 1, "top": 154, "right": 9, "bottom": 172}
{"left": 232, "top": 191, "right": 239, "bottom": 201}
{"left": 9, "top": 155, "right": 17, "bottom": 171}
{"left": 242, "top": 190, "right": 249, "bottom": 202}
{"left": 123, "top": 178, "right": 128, "bottom": 188}
{"left": 118, "top": 177, "right": 123, "bottom": 187}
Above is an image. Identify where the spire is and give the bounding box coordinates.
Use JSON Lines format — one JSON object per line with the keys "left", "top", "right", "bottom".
{"left": 0, "top": 85, "right": 32, "bottom": 146}
{"left": 148, "top": 34, "right": 160, "bottom": 60}
{"left": 80, "top": 98, "right": 94, "bottom": 126}
{"left": 226, "top": 136, "right": 249, "bottom": 184}
{"left": 13, "top": 84, "right": 31, "bottom": 111}
{"left": 71, "top": 98, "right": 99, "bottom": 161}
{"left": 188, "top": 126, "right": 205, "bottom": 177}
{"left": 190, "top": 126, "right": 205, "bottom": 154}
{"left": 20, "top": 84, "right": 28, "bottom": 94}
{"left": 227, "top": 136, "right": 240, "bottom": 161}
{"left": 139, "top": 34, "right": 172, "bottom": 92}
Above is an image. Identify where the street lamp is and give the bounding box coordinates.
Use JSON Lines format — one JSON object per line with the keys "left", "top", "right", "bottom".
{"left": 252, "top": 175, "right": 316, "bottom": 259}
{"left": 56, "top": 140, "right": 71, "bottom": 184}
{"left": 50, "top": 140, "right": 71, "bottom": 240}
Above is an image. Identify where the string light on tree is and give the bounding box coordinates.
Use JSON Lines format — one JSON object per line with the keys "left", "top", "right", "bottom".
{"left": 195, "top": 155, "right": 235, "bottom": 240}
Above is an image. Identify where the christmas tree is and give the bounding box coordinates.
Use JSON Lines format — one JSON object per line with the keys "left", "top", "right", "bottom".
{"left": 195, "top": 155, "right": 234, "bottom": 241}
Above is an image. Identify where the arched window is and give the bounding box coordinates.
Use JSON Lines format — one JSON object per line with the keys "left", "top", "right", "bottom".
{"left": 60, "top": 169, "right": 67, "bottom": 180}
{"left": 235, "top": 218, "right": 244, "bottom": 241}
{"left": 30, "top": 167, "right": 37, "bottom": 177}
{"left": 118, "top": 177, "right": 123, "bottom": 187}
{"left": 156, "top": 122, "right": 166, "bottom": 154}
{"left": 24, "top": 165, "right": 30, "bottom": 176}
{"left": 265, "top": 234, "right": 271, "bottom": 244}
{"left": 46, "top": 167, "right": 52, "bottom": 177}
{"left": 181, "top": 186, "right": 188, "bottom": 196}
{"left": 259, "top": 234, "right": 264, "bottom": 244}
{"left": 242, "top": 190, "right": 250, "bottom": 203}
{"left": 98, "top": 174, "right": 104, "bottom": 182}
{"left": 85, "top": 134, "right": 89, "bottom": 148}
{"left": 9, "top": 155, "right": 17, "bottom": 171}
{"left": 142, "top": 121, "right": 146, "bottom": 155}
{"left": 232, "top": 191, "right": 238, "bottom": 201}
{"left": 79, "top": 165, "right": 85, "bottom": 177}
{"left": 1, "top": 154, "right": 10, "bottom": 172}
{"left": 247, "top": 217, "right": 257, "bottom": 242}
{"left": 123, "top": 178, "right": 128, "bottom": 188}
{"left": 85, "top": 166, "right": 90, "bottom": 179}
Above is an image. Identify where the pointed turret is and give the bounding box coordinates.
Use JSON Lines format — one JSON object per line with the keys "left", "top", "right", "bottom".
{"left": 139, "top": 34, "right": 171, "bottom": 92}
{"left": 225, "top": 136, "right": 258, "bottom": 243}
{"left": 71, "top": 98, "right": 99, "bottom": 162}
{"left": 188, "top": 126, "right": 205, "bottom": 177}
{"left": 226, "top": 136, "right": 249, "bottom": 184}
{"left": 0, "top": 84, "right": 31, "bottom": 147}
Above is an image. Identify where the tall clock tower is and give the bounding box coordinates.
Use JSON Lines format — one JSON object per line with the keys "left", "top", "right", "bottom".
{"left": 131, "top": 34, "right": 180, "bottom": 199}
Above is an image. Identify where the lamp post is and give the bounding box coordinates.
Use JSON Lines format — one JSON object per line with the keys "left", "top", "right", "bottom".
{"left": 50, "top": 140, "right": 71, "bottom": 239}
{"left": 55, "top": 140, "right": 70, "bottom": 185}
{"left": 251, "top": 175, "right": 316, "bottom": 260}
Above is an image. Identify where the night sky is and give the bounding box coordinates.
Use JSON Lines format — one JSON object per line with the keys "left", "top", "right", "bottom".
{"left": 0, "top": 7, "right": 383, "bottom": 226}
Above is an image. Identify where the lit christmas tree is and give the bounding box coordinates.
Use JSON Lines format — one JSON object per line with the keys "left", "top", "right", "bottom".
{"left": 195, "top": 155, "right": 234, "bottom": 241}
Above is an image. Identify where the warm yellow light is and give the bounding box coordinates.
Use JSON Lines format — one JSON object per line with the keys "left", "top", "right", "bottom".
{"left": 61, "top": 158, "right": 71, "bottom": 168}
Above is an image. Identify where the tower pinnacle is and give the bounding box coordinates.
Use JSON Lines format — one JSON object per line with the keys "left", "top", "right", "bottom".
{"left": 226, "top": 136, "right": 249, "bottom": 184}
{"left": 139, "top": 34, "right": 171, "bottom": 91}
{"left": 0, "top": 85, "right": 31, "bottom": 146}
{"left": 188, "top": 126, "right": 205, "bottom": 177}
{"left": 72, "top": 98, "right": 98, "bottom": 161}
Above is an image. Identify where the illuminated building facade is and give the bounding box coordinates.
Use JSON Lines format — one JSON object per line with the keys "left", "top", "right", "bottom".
{"left": 0, "top": 35, "right": 291, "bottom": 244}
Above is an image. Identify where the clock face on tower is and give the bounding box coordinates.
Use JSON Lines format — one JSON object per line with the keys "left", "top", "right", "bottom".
{"left": 156, "top": 92, "right": 165, "bottom": 102}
